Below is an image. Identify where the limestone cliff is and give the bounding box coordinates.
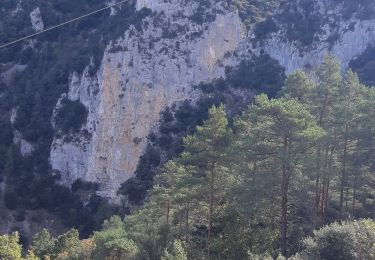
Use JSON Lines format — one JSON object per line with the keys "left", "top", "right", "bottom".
{"left": 50, "top": 0, "right": 244, "bottom": 200}
{"left": 259, "top": 1, "right": 375, "bottom": 73}
{"left": 30, "top": 7, "right": 44, "bottom": 32}
{"left": 50, "top": 0, "right": 375, "bottom": 201}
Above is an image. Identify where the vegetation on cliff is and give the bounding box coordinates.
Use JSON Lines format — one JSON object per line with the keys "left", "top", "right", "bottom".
{"left": 0, "top": 0, "right": 151, "bottom": 239}
{"left": 1, "top": 1, "right": 375, "bottom": 258}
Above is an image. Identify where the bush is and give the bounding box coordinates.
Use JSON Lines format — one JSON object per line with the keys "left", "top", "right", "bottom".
{"left": 254, "top": 18, "right": 279, "bottom": 40}
{"left": 200, "top": 54, "right": 286, "bottom": 97}
{"left": 296, "top": 220, "right": 375, "bottom": 260}
{"left": 92, "top": 216, "right": 138, "bottom": 260}
{"left": 55, "top": 99, "right": 88, "bottom": 133}
{"left": 162, "top": 240, "right": 188, "bottom": 260}
{"left": 278, "top": 0, "right": 323, "bottom": 46}
{"left": 350, "top": 46, "right": 375, "bottom": 86}
{"left": 0, "top": 232, "right": 23, "bottom": 260}
{"left": 234, "top": 0, "right": 283, "bottom": 27}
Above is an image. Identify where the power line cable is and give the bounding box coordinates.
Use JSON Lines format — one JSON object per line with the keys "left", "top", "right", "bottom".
{"left": 0, "top": 0, "right": 128, "bottom": 49}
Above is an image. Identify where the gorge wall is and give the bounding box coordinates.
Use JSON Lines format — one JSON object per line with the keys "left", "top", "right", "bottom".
{"left": 49, "top": 0, "right": 375, "bottom": 200}
{"left": 50, "top": 0, "right": 245, "bottom": 199}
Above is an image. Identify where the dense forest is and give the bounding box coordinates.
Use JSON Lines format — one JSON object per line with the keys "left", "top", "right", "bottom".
{"left": 1, "top": 56, "right": 375, "bottom": 259}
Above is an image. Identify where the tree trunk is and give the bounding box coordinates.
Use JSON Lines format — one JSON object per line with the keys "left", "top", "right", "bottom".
{"left": 208, "top": 161, "right": 215, "bottom": 258}
{"left": 339, "top": 125, "right": 348, "bottom": 223}
{"left": 185, "top": 203, "right": 189, "bottom": 244}
{"left": 345, "top": 186, "right": 349, "bottom": 215}
{"left": 319, "top": 148, "right": 330, "bottom": 224}
{"left": 165, "top": 200, "right": 170, "bottom": 248}
{"left": 315, "top": 94, "right": 328, "bottom": 226}
{"left": 324, "top": 176, "right": 330, "bottom": 222}
{"left": 315, "top": 145, "right": 322, "bottom": 226}
{"left": 281, "top": 176, "right": 289, "bottom": 257}
{"left": 281, "top": 136, "right": 290, "bottom": 257}
{"left": 166, "top": 201, "right": 170, "bottom": 226}
{"left": 352, "top": 172, "right": 357, "bottom": 217}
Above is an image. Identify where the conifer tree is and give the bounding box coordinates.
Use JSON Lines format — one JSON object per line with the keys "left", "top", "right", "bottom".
{"left": 312, "top": 55, "right": 342, "bottom": 226}
{"left": 236, "top": 94, "right": 324, "bottom": 256}
{"left": 181, "top": 104, "right": 232, "bottom": 257}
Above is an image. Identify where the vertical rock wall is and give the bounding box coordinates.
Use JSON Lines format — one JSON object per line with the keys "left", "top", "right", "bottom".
{"left": 50, "top": 0, "right": 245, "bottom": 200}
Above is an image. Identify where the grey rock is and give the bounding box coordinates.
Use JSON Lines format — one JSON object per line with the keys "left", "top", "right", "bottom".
{"left": 50, "top": 0, "right": 375, "bottom": 202}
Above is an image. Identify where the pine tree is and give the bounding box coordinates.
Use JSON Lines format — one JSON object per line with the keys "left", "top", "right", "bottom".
{"left": 93, "top": 216, "right": 138, "bottom": 260}
{"left": 30, "top": 228, "right": 56, "bottom": 259}
{"left": 278, "top": 70, "right": 314, "bottom": 102}
{"left": 312, "top": 55, "right": 342, "bottom": 226}
{"left": 236, "top": 94, "right": 324, "bottom": 256}
{"left": 181, "top": 104, "right": 232, "bottom": 257}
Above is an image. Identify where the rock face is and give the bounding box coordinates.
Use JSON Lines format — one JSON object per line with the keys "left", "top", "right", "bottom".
{"left": 50, "top": 0, "right": 375, "bottom": 201}
{"left": 30, "top": 7, "right": 44, "bottom": 32}
{"left": 50, "top": 0, "right": 244, "bottom": 200}
{"left": 10, "top": 108, "right": 34, "bottom": 156}
{"left": 260, "top": 1, "right": 375, "bottom": 73}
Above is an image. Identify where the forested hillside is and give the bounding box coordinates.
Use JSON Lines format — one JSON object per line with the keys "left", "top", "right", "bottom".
{"left": 2, "top": 56, "right": 375, "bottom": 259}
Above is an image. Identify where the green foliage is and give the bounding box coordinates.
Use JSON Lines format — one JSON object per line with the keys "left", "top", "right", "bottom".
{"left": 118, "top": 56, "right": 375, "bottom": 259}
{"left": 162, "top": 240, "right": 188, "bottom": 260}
{"left": 54, "top": 229, "right": 82, "bottom": 259}
{"left": 55, "top": 99, "right": 88, "bottom": 134}
{"left": 24, "top": 251, "right": 39, "bottom": 260}
{"left": 92, "top": 216, "right": 138, "bottom": 260}
{"left": 253, "top": 17, "right": 279, "bottom": 40}
{"left": 249, "top": 0, "right": 375, "bottom": 47}
{"left": 2, "top": 0, "right": 375, "bottom": 257}
{"left": 0, "top": 0, "right": 151, "bottom": 238}
{"left": 297, "top": 220, "right": 375, "bottom": 260}
{"left": 278, "top": 71, "right": 314, "bottom": 101}
{"left": 232, "top": 0, "right": 284, "bottom": 28}
{"left": 278, "top": 0, "right": 323, "bottom": 46}
{"left": 3, "top": 55, "right": 375, "bottom": 258}
{"left": 235, "top": 94, "right": 325, "bottom": 256}
{"left": 119, "top": 97, "right": 225, "bottom": 205}
{"left": 350, "top": 45, "right": 375, "bottom": 86}
{"left": 189, "top": 0, "right": 216, "bottom": 25}
{"left": 199, "top": 54, "right": 286, "bottom": 97}
{"left": 0, "top": 232, "right": 23, "bottom": 260}
{"left": 119, "top": 145, "right": 161, "bottom": 204}
{"left": 30, "top": 229, "right": 56, "bottom": 259}
{"left": 30, "top": 228, "right": 95, "bottom": 259}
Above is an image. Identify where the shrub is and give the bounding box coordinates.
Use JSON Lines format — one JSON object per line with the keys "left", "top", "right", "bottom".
{"left": 0, "top": 232, "right": 23, "bottom": 260}
{"left": 296, "top": 220, "right": 375, "bottom": 260}
{"left": 254, "top": 18, "right": 279, "bottom": 40}
{"left": 350, "top": 46, "right": 375, "bottom": 86}
{"left": 55, "top": 99, "right": 88, "bottom": 133}
{"left": 200, "top": 54, "right": 286, "bottom": 97}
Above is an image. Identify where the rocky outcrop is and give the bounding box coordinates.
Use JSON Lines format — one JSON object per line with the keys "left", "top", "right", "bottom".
{"left": 50, "top": 0, "right": 375, "bottom": 201}
{"left": 10, "top": 108, "right": 34, "bottom": 156}
{"left": 255, "top": 0, "right": 375, "bottom": 73}
{"left": 0, "top": 64, "right": 27, "bottom": 86}
{"left": 11, "top": 0, "right": 23, "bottom": 16}
{"left": 261, "top": 16, "right": 375, "bottom": 73}
{"left": 50, "top": 0, "right": 244, "bottom": 200}
{"left": 30, "top": 7, "right": 44, "bottom": 32}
